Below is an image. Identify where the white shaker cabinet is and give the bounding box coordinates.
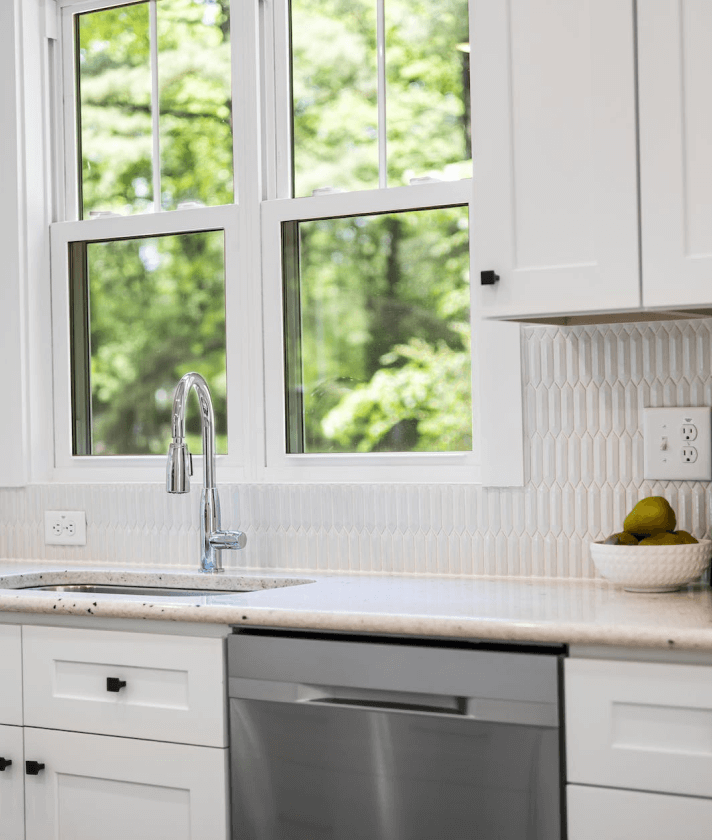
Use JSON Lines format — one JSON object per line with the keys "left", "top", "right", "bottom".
{"left": 638, "top": 0, "right": 712, "bottom": 310}
{"left": 0, "top": 622, "right": 229, "bottom": 840}
{"left": 0, "top": 725, "right": 24, "bottom": 840}
{"left": 566, "top": 656, "right": 712, "bottom": 838}
{"left": 473, "top": 0, "right": 640, "bottom": 320}
{"left": 568, "top": 785, "right": 712, "bottom": 840}
{"left": 23, "top": 728, "right": 229, "bottom": 840}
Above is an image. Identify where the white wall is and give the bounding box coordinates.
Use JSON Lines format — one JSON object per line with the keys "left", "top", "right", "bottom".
{"left": 2, "top": 319, "right": 710, "bottom": 579}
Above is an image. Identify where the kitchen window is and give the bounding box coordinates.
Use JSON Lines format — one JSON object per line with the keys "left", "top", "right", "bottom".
{"left": 42, "top": 0, "right": 519, "bottom": 483}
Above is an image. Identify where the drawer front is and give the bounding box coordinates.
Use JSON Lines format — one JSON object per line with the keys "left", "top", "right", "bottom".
{"left": 568, "top": 784, "right": 712, "bottom": 840}
{"left": 566, "top": 657, "right": 712, "bottom": 797}
{"left": 0, "top": 626, "right": 22, "bottom": 726}
{"left": 23, "top": 626, "right": 226, "bottom": 747}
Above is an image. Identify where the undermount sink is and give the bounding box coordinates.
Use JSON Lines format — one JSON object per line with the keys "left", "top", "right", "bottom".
{"left": 21, "top": 584, "right": 257, "bottom": 597}
{"left": 3, "top": 571, "right": 314, "bottom": 599}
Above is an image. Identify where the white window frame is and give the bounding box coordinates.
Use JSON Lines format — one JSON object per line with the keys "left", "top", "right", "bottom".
{"left": 47, "top": 0, "right": 261, "bottom": 483}
{"left": 259, "top": 0, "right": 494, "bottom": 483}
{"left": 35, "top": 0, "right": 524, "bottom": 486}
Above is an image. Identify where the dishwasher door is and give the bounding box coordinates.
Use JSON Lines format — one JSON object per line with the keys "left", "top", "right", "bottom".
{"left": 228, "top": 632, "right": 563, "bottom": 840}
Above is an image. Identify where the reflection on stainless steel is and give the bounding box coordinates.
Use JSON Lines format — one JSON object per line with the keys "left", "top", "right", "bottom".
{"left": 229, "top": 633, "right": 563, "bottom": 839}
{"left": 20, "top": 584, "right": 250, "bottom": 597}
{"left": 166, "top": 372, "right": 247, "bottom": 574}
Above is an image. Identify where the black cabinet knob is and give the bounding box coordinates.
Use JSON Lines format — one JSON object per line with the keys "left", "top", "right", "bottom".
{"left": 25, "top": 761, "right": 45, "bottom": 776}
{"left": 106, "top": 677, "right": 127, "bottom": 693}
{"left": 480, "top": 270, "right": 500, "bottom": 285}
{"left": 0, "top": 757, "right": 12, "bottom": 771}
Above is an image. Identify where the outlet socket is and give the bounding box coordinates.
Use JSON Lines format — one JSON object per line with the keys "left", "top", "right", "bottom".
{"left": 44, "top": 511, "right": 86, "bottom": 546}
{"left": 644, "top": 407, "right": 712, "bottom": 481}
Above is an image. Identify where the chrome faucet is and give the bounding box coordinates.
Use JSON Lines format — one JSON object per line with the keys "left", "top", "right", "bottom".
{"left": 166, "top": 372, "right": 246, "bottom": 573}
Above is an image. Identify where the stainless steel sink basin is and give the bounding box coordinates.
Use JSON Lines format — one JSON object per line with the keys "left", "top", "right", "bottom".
{"left": 4, "top": 572, "right": 314, "bottom": 599}
{"left": 22, "top": 584, "right": 254, "bottom": 597}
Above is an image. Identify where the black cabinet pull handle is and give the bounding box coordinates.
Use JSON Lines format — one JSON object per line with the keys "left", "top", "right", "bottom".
{"left": 480, "top": 270, "right": 500, "bottom": 285}
{"left": 25, "top": 761, "right": 45, "bottom": 776}
{"left": 0, "top": 757, "right": 12, "bottom": 771}
{"left": 107, "top": 677, "right": 127, "bottom": 692}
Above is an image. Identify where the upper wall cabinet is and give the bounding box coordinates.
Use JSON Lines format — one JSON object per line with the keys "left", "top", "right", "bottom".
{"left": 638, "top": 0, "right": 712, "bottom": 310}
{"left": 472, "top": 0, "right": 640, "bottom": 320}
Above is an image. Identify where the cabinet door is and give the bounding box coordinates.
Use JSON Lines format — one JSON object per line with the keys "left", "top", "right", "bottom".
{"left": 638, "top": 1, "right": 712, "bottom": 309}
{"left": 23, "top": 727, "right": 229, "bottom": 840}
{"left": 473, "top": 0, "right": 639, "bottom": 319}
{"left": 0, "top": 725, "right": 24, "bottom": 840}
{"left": 568, "top": 784, "right": 712, "bottom": 840}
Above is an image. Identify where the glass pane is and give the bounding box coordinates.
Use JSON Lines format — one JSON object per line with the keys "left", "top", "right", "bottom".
{"left": 77, "top": 3, "right": 153, "bottom": 217}
{"left": 157, "top": 0, "right": 233, "bottom": 210}
{"left": 386, "top": 0, "right": 471, "bottom": 186}
{"left": 291, "top": 0, "right": 378, "bottom": 196}
{"left": 76, "top": 0, "right": 233, "bottom": 217}
{"left": 70, "top": 231, "right": 227, "bottom": 456}
{"left": 284, "top": 207, "right": 471, "bottom": 453}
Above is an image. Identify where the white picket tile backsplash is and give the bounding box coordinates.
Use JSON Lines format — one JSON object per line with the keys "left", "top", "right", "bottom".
{"left": 2, "top": 319, "right": 712, "bottom": 578}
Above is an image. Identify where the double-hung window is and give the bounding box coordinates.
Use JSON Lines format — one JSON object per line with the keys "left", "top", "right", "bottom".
{"left": 263, "top": 0, "right": 479, "bottom": 480}
{"left": 49, "top": 0, "right": 490, "bottom": 482}
{"left": 51, "top": 0, "right": 244, "bottom": 480}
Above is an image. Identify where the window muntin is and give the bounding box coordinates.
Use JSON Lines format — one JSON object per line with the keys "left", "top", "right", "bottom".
{"left": 76, "top": 0, "right": 233, "bottom": 218}
{"left": 290, "top": 0, "right": 471, "bottom": 196}
{"left": 282, "top": 205, "right": 472, "bottom": 454}
{"left": 68, "top": 230, "right": 227, "bottom": 456}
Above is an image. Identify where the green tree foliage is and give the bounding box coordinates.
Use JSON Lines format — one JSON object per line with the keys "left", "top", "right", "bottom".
{"left": 76, "top": 0, "right": 230, "bottom": 455}
{"left": 75, "top": 0, "right": 471, "bottom": 456}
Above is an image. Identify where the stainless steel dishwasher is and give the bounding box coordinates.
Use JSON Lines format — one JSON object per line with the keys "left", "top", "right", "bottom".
{"left": 228, "top": 631, "right": 564, "bottom": 840}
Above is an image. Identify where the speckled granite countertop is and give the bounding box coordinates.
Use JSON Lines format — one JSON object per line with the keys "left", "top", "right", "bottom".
{"left": 0, "top": 559, "right": 711, "bottom": 650}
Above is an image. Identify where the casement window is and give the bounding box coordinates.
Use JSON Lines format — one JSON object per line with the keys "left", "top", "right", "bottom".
{"left": 45, "top": 0, "right": 520, "bottom": 483}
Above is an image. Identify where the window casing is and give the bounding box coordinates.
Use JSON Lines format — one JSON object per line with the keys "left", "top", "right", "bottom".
{"left": 44, "top": 0, "right": 513, "bottom": 484}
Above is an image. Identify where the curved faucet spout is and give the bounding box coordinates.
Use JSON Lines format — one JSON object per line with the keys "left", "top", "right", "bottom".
{"left": 166, "top": 372, "right": 246, "bottom": 573}
{"left": 169, "top": 371, "right": 216, "bottom": 490}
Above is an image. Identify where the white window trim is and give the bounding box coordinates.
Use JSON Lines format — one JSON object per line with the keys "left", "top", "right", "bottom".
{"left": 21, "top": 0, "right": 526, "bottom": 487}
{"left": 261, "top": 181, "right": 484, "bottom": 483}
{"left": 49, "top": 206, "right": 248, "bottom": 483}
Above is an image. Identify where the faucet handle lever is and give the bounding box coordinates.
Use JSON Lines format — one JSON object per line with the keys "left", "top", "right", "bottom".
{"left": 209, "top": 530, "right": 247, "bottom": 551}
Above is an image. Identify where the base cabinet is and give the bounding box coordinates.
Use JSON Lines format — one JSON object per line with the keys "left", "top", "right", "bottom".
{"left": 23, "top": 728, "right": 228, "bottom": 840}
{"left": 0, "top": 724, "right": 24, "bottom": 840}
{"left": 0, "top": 623, "right": 229, "bottom": 840}
{"left": 568, "top": 784, "right": 712, "bottom": 840}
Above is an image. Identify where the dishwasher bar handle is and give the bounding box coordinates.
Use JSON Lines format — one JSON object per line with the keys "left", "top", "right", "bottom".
{"left": 228, "top": 676, "right": 558, "bottom": 727}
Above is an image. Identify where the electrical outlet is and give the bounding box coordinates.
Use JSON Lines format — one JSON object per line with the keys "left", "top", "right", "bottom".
{"left": 44, "top": 511, "right": 86, "bottom": 546}
{"left": 682, "top": 424, "right": 698, "bottom": 441}
{"left": 682, "top": 446, "right": 698, "bottom": 463}
{"left": 644, "top": 407, "right": 712, "bottom": 481}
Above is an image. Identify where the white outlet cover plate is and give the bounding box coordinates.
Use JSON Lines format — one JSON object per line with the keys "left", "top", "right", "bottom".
{"left": 44, "top": 510, "right": 87, "bottom": 546}
{"left": 643, "top": 407, "right": 712, "bottom": 481}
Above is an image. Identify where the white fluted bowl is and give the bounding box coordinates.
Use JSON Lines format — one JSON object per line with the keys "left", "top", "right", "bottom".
{"left": 590, "top": 539, "right": 712, "bottom": 592}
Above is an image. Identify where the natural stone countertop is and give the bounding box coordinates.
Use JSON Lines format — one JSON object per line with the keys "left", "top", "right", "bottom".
{"left": 0, "top": 559, "right": 710, "bottom": 650}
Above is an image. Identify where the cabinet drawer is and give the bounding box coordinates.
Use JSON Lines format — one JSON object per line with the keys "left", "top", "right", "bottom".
{"left": 566, "top": 658, "right": 712, "bottom": 797}
{"left": 0, "top": 625, "right": 22, "bottom": 725}
{"left": 568, "top": 784, "right": 712, "bottom": 839}
{"left": 23, "top": 626, "right": 226, "bottom": 747}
